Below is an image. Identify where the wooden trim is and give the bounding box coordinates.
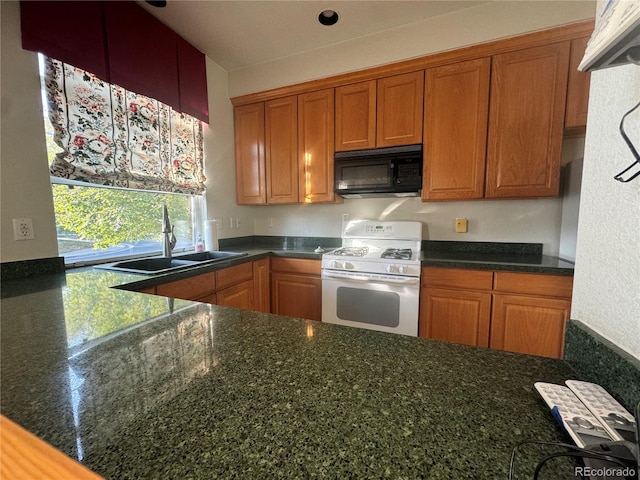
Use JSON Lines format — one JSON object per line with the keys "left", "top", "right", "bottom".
{"left": 271, "top": 257, "right": 321, "bottom": 275}
{"left": 0, "top": 415, "right": 104, "bottom": 480}
{"left": 231, "top": 20, "right": 594, "bottom": 106}
{"left": 215, "top": 262, "right": 253, "bottom": 290}
{"left": 493, "top": 272, "right": 573, "bottom": 298}
{"left": 421, "top": 267, "right": 493, "bottom": 290}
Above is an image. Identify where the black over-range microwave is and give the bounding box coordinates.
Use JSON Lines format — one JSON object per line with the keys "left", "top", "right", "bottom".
{"left": 334, "top": 144, "right": 423, "bottom": 198}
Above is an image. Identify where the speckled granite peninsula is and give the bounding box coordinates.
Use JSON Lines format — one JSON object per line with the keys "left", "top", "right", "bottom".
{"left": 1, "top": 253, "right": 585, "bottom": 479}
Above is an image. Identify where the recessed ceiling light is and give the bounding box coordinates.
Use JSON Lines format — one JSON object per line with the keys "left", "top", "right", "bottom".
{"left": 318, "top": 10, "right": 339, "bottom": 26}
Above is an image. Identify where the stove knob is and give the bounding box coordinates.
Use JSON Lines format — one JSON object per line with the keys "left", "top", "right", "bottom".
{"left": 331, "top": 260, "right": 343, "bottom": 269}
{"left": 344, "top": 262, "right": 355, "bottom": 270}
{"left": 398, "top": 265, "right": 408, "bottom": 274}
{"left": 386, "top": 264, "right": 398, "bottom": 273}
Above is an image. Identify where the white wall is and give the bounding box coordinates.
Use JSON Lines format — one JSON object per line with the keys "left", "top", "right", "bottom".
{"left": 572, "top": 64, "right": 640, "bottom": 360}
{"left": 1, "top": 1, "right": 59, "bottom": 262}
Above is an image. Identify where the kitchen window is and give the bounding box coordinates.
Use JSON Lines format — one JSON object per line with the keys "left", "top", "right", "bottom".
{"left": 39, "top": 55, "right": 206, "bottom": 266}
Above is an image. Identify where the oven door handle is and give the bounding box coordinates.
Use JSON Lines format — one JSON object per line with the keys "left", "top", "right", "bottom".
{"left": 322, "top": 271, "right": 420, "bottom": 285}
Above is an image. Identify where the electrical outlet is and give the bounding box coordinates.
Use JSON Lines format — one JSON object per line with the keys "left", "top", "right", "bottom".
{"left": 267, "top": 217, "right": 273, "bottom": 228}
{"left": 13, "top": 218, "right": 35, "bottom": 240}
{"left": 236, "top": 217, "right": 241, "bottom": 227}
{"left": 455, "top": 218, "right": 468, "bottom": 233}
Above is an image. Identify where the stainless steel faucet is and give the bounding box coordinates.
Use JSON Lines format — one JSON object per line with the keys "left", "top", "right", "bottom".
{"left": 162, "top": 204, "right": 177, "bottom": 257}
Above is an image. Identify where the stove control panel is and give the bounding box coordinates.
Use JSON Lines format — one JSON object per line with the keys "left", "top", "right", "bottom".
{"left": 386, "top": 264, "right": 409, "bottom": 274}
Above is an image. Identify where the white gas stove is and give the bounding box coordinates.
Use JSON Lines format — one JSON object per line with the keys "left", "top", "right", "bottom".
{"left": 321, "top": 220, "right": 422, "bottom": 336}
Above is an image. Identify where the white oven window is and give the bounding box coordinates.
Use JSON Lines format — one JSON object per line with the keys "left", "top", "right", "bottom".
{"left": 336, "top": 286, "right": 400, "bottom": 327}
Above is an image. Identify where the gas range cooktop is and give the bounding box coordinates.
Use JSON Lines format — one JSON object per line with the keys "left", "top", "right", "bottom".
{"left": 322, "top": 220, "right": 423, "bottom": 276}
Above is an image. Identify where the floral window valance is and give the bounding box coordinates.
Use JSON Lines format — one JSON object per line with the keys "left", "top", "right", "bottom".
{"left": 45, "top": 57, "right": 206, "bottom": 195}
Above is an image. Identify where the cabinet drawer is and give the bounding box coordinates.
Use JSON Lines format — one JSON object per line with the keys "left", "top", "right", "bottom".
{"left": 422, "top": 267, "right": 493, "bottom": 290}
{"left": 493, "top": 272, "right": 573, "bottom": 298}
{"left": 215, "top": 262, "right": 253, "bottom": 290}
{"left": 156, "top": 272, "right": 215, "bottom": 301}
{"left": 271, "top": 257, "right": 321, "bottom": 275}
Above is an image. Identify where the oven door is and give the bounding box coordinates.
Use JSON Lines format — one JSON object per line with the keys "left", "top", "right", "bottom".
{"left": 321, "top": 270, "right": 419, "bottom": 336}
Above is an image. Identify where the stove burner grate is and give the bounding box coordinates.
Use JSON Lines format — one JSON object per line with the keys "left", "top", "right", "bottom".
{"left": 381, "top": 248, "right": 413, "bottom": 260}
{"left": 331, "top": 246, "right": 369, "bottom": 257}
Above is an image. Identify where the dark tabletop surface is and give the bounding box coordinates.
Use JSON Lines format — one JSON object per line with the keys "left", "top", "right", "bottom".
{"left": 1, "top": 247, "right": 579, "bottom": 479}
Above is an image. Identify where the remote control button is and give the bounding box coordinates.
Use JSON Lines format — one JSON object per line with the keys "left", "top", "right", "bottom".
{"left": 573, "top": 417, "right": 594, "bottom": 429}
{"left": 608, "top": 413, "right": 630, "bottom": 425}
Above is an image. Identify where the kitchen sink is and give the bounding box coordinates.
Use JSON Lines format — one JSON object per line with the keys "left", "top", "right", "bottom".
{"left": 174, "top": 251, "right": 246, "bottom": 262}
{"left": 94, "top": 251, "right": 247, "bottom": 275}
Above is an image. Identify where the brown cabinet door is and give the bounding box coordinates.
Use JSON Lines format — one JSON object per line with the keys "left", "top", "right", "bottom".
{"left": 271, "top": 272, "right": 322, "bottom": 321}
{"left": 335, "top": 80, "right": 377, "bottom": 151}
{"left": 156, "top": 272, "right": 216, "bottom": 301}
{"left": 252, "top": 258, "right": 270, "bottom": 313}
{"left": 234, "top": 103, "right": 266, "bottom": 204}
{"left": 297, "top": 89, "right": 335, "bottom": 203}
{"left": 420, "top": 287, "right": 492, "bottom": 347}
{"left": 490, "top": 294, "right": 571, "bottom": 359}
{"left": 423, "top": 58, "right": 490, "bottom": 200}
{"left": 486, "top": 42, "right": 570, "bottom": 198}
{"left": 377, "top": 71, "right": 424, "bottom": 147}
{"left": 265, "top": 96, "right": 298, "bottom": 204}
{"left": 216, "top": 280, "right": 254, "bottom": 310}
{"left": 215, "top": 262, "right": 253, "bottom": 290}
{"left": 565, "top": 36, "right": 591, "bottom": 130}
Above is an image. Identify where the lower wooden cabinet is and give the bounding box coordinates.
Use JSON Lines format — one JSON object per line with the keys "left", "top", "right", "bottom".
{"left": 270, "top": 257, "right": 322, "bottom": 321}
{"left": 155, "top": 272, "right": 216, "bottom": 302}
{"left": 216, "top": 280, "right": 253, "bottom": 310}
{"left": 490, "top": 293, "right": 570, "bottom": 359}
{"left": 151, "top": 260, "right": 268, "bottom": 313}
{"left": 420, "top": 267, "right": 573, "bottom": 359}
{"left": 421, "top": 287, "right": 491, "bottom": 347}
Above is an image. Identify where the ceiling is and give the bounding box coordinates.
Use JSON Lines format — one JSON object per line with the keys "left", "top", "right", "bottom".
{"left": 139, "top": 1, "right": 489, "bottom": 72}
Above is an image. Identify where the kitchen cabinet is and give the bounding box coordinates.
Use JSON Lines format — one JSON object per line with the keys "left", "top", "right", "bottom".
{"left": 265, "top": 96, "right": 299, "bottom": 204}
{"left": 234, "top": 103, "right": 266, "bottom": 205}
{"left": 565, "top": 36, "right": 591, "bottom": 131}
{"left": 235, "top": 90, "right": 337, "bottom": 205}
{"left": 335, "top": 72, "right": 423, "bottom": 151}
{"left": 377, "top": 71, "right": 424, "bottom": 147}
{"left": 271, "top": 257, "right": 322, "bottom": 321}
{"left": 420, "top": 267, "right": 573, "bottom": 359}
{"left": 422, "top": 58, "right": 490, "bottom": 200}
{"left": 486, "top": 42, "right": 570, "bottom": 198}
{"left": 335, "top": 80, "right": 377, "bottom": 151}
{"left": 252, "top": 258, "right": 270, "bottom": 313}
{"left": 215, "top": 262, "right": 254, "bottom": 309}
{"left": 490, "top": 271, "right": 572, "bottom": 359}
{"left": 419, "top": 268, "right": 493, "bottom": 347}
{"left": 297, "top": 89, "right": 336, "bottom": 203}
{"left": 156, "top": 272, "right": 216, "bottom": 303}
{"left": 151, "top": 260, "right": 270, "bottom": 312}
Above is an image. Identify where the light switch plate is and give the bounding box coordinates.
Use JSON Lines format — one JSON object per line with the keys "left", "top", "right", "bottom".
{"left": 455, "top": 218, "right": 468, "bottom": 233}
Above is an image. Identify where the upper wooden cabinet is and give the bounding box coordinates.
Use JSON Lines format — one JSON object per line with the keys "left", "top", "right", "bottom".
{"left": 335, "top": 80, "right": 377, "bottom": 151}
{"left": 422, "top": 58, "right": 490, "bottom": 200}
{"left": 335, "top": 72, "right": 424, "bottom": 151}
{"left": 298, "top": 89, "right": 336, "bottom": 203}
{"left": 377, "top": 71, "right": 424, "bottom": 147}
{"left": 234, "top": 103, "right": 266, "bottom": 205}
{"left": 486, "top": 42, "right": 570, "bottom": 198}
{"left": 565, "top": 36, "right": 591, "bottom": 130}
{"left": 235, "top": 90, "right": 337, "bottom": 205}
{"left": 265, "top": 96, "right": 298, "bottom": 204}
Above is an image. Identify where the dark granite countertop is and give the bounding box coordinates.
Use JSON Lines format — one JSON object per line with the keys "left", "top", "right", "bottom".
{"left": 0, "top": 248, "right": 583, "bottom": 479}
{"left": 421, "top": 241, "right": 575, "bottom": 275}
